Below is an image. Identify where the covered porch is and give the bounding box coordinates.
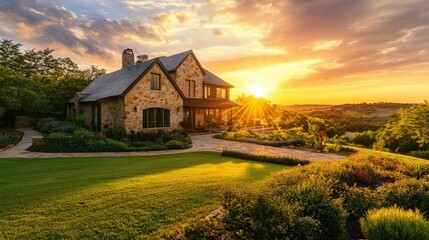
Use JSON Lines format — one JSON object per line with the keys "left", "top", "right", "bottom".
{"left": 183, "top": 98, "right": 239, "bottom": 131}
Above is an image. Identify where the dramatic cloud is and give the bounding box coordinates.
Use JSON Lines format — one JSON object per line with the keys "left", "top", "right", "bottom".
{"left": 0, "top": 0, "right": 161, "bottom": 60}
{"left": 207, "top": 0, "right": 429, "bottom": 90}
{"left": 1, "top": 0, "right": 428, "bottom": 104}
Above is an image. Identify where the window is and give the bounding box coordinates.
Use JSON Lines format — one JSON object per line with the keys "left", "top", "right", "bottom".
{"left": 143, "top": 108, "right": 170, "bottom": 128}
{"left": 185, "top": 80, "right": 196, "bottom": 97}
{"left": 216, "top": 88, "right": 226, "bottom": 99}
{"left": 204, "top": 86, "right": 210, "bottom": 98}
{"left": 151, "top": 73, "right": 161, "bottom": 90}
{"left": 205, "top": 86, "right": 226, "bottom": 99}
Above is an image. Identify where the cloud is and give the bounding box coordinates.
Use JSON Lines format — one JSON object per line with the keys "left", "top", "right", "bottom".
{"left": 211, "top": 28, "right": 224, "bottom": 36}
{"left": 206, "top": 0, "right": 429, "bottom": 88}
{"left": 123, "top": 0, "right": 188, "bottom": 10}
{"left": 0, "top": 0, "right": 162, "bottom": 61}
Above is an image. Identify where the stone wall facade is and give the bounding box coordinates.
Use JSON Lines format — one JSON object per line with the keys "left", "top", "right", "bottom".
{"left": 80, "top": 104, "right": 94, "bottom": 126}
{"left": 173, "top": 54, "right": 204, "bottom": 99}
{"left": 123, "top": 63, "right": 183, "bottom": 132}
{"left": 101, "top": 98, "right": 124, "bottom": 129}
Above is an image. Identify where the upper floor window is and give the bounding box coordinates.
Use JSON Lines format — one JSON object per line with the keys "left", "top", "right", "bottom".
{"left": 185, "top": 80, "right": 196, "bottom": 97}
{"left": 143, "top": 108, "right": 170, "bottom": 128}
{"left": 205, "top": 86, "right": 226, "bottom": 99}
{"left": 151, "top": 73, "right": 161, "bottom": 90}
{"left": 216, "top": 88, "right": 226, "bottom": 99}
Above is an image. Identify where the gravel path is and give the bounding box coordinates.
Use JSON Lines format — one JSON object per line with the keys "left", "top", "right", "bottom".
{"left": 0, "top": 129, "right": 344, "bottom": 161}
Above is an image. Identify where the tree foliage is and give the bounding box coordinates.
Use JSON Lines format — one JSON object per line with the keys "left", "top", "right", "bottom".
{"left": 375, "top": 102, "right": 429, "bottom": 153}
{"left": 0, "top": 38, "right": 106, "bottom": 119}
{"left": 136, "top": 54, "right": 149, "bottom": 64}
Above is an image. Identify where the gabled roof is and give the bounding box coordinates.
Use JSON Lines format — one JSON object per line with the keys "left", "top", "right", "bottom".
{"left": 71, "top": 58, "right": 184, "bottom": 102}
{"left": 159, "top": 50, "right": 205, "bottom": 74}
{"left": 203, "top": 69, "right": 234, "bottom": 88}
{"left": 184, "top": 98, "right": 240, "bottom": 108}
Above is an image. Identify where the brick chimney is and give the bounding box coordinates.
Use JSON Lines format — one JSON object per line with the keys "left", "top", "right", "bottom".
{"left": 122, "top": 48, "right": 134, "bottom": 68}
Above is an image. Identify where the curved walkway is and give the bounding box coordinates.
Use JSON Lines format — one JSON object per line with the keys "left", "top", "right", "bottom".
{"left": 0, "top": 129, "right": 344, "bottom": 161}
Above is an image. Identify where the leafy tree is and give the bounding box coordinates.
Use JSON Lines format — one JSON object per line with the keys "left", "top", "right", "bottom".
{"left": 136, "top": 54, "right": 148, "bottom": 64}
{"left": 353, "top": 130, "right": 377, "bottom": 147}
{"left": 0, "top": 39, "right": 25, "bottom": 72}
{"left": 374, "top": 102, "right": 429, "bottom": 153}
{"left": 307, "top": 117, "right": 329, "bottom": 151}
{"left": 398, "top": 101, "right": 429, "bottom": 146}
{"left": 0, "top": 67, "right": 48, "bottom": 118}
{"left": 0, "top": 38, "right": 106, "bottom": 119}
{"left": 81, "top": 65, "right": 106, "bottom": 81}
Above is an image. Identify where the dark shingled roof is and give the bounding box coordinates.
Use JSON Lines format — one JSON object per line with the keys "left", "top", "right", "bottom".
{"left": 70, "top": 59, "right": 184, "bottom": 103}
{"left": 184, "top": 98, "right": 239, "bottom": 108}
{"left": 69, "top": 50, "right": 235, "bottom": 104}
{"left": 159, "top": 50, "right": 205, "bottom": 75}
{"left": 159, "top": 50, "right": 192, "bottom": 71}
{"left": 203, "top": 69, "right": 234, "bottom": 87}
{"left": 75, "top": 59, "right": 156, "bottom": 102}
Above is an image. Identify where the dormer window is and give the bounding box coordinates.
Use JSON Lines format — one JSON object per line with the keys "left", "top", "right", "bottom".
{"left": 151, "top": 73, "right": 161, "bottom": 90}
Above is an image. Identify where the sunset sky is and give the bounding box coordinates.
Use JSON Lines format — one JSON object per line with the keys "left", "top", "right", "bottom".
{"left": 0, "top": 0, "right": 428, "bottom": 104}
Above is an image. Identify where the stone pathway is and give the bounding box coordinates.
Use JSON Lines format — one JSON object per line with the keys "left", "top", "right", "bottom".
{"left": 0, "top": 129, "right": 344, "bottom": 161}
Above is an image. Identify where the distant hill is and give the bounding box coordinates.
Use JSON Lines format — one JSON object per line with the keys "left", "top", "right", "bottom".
{"left": 280, "top": 102, "right": 416, "bottom": 132}
{"left": 281, "top": 104, "right": 335, "bottom": 112}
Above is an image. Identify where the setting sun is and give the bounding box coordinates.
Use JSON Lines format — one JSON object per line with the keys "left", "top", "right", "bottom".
{"left": 248, "top": 84, "right": 265, "bottom": 98}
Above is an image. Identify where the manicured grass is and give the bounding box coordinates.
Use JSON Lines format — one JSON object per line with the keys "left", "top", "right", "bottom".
{"left": 0, "top": 152, "right": 288, "bottom": 239}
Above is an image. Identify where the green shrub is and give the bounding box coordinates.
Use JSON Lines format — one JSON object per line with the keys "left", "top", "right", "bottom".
{"left": 214, "top": 129, "right": 307, "bottom": 147}
{"left": 380, "top": 178, "right": 429, "bottom": 217}
{"left": 223, "top": 187, "right": 319, "bottom": 240}
{"left": 403, "top": 164, "right": 429, "bottom": 179}
{"left": 72, "top": 129, "right": 95, "bottom": 139}
{"left": 165, "top": 140, "right": 185, "bottom": 149}
{"left": 353, "top": 130, "right": 377, "bottom": 147}
{"left": 127, "top": 141, "right": 154, "bottom": 148}
{"left": 409, "top": 150, "right": 429, "bottom": 160}
{"left": 341, "top": 185, "right": 382, "bottom": 219}
{"left": 221, "top": 150, "right": 310, "bottom": 166}
{"left": 0, "top": 131, "right": 23, "bottom": 148}
{"left": 283, "top": 177, "right": 347, "bottom": 240}
{"left": 326, "top": 144, "right": 342, "bottom": 153}
{"left": 104, "top": 126, "right": 126, "bottom": 140}
{"left": 340, "top": 146, "right": 358, "bottom": 153}
{"left": 165, "top": 217, "right": 226, "bottom": 240}
{"left": 35, "top": 118, "right": 82, "bottom": 134}
{"left": 360, "top": 206, "right": 429, "bottom": 240}
{"left": 87, "top": 139, "right": 129, "bottom": 152}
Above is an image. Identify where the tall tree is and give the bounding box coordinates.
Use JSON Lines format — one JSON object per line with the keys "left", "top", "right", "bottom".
{"left": 136, "top": 54, "right": 148, "bottom": 64}
{"left": 0, "top": 38, "right": 24, "bottom": 72}
{"left": 0, "top": 38, "right": 106, "bottom": 119}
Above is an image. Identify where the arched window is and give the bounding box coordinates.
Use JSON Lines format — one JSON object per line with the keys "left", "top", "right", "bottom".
{"left": 143, "top": 108, "right": 170, "bottom": 128}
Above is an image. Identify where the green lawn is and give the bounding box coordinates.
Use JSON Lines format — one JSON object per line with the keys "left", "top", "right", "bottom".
{"left": 0, "top": 152, "right": 288, "bottom": 239}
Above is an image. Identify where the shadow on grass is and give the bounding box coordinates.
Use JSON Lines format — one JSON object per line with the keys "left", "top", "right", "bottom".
{"left": 0, "top": 152, "right": 285, "bottom": 214}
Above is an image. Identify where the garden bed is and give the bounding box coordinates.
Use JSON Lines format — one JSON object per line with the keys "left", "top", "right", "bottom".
{"left": 29, "top": 119, "right": 192, "bottom": 152}
{"left": 214, "top": 129, "right": 307, "bottom": 147}
{"left": 167, "top": 152, "right": 429, "bottom": 240}
{"left": 0, "top": 129, "right": 23, "bottom": 151}
{"left": 221, "top": 150, "right": 310, "bottom": 166}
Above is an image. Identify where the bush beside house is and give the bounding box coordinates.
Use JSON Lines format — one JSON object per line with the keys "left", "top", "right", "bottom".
{"left": 0, "top": 130, "right": 23, "bottom": 149}
{"left": 29, "top": 119, "right": 192, "bottom": 152}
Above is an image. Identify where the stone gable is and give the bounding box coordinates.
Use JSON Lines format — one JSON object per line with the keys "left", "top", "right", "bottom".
{"left": 123, "top": 62, "right": 183, "bottom": 132}
{"left": 173, "top": 54, "right": 204, "bottom": 98}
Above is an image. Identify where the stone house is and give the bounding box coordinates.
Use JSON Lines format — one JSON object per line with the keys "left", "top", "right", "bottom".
{"left": 67, "top": 49, "right": 238, "bottom": 132}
